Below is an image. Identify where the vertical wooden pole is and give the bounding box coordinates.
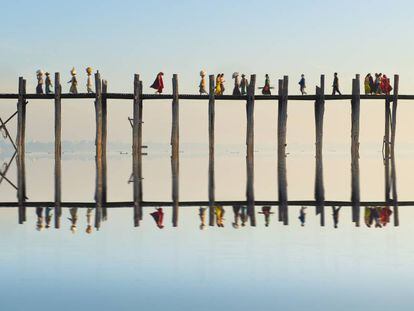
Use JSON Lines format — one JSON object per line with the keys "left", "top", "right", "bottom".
{"left": 94, "top": 72, "right": 103, "bottom": 229}
{"left": 17, "top": 77, "right": 26, "bottom": 224}
{"left": 208, "top": 75, "right": 216, "bottom": 226}
{"left": 171, "top": 74, "right": 180, "bottom": 227}
{"left": 138, "top": 80, "right": 144, "bottom": 220}
{"left": 391, "top": 75, "right": 399, "bottom": 226}
{"left": 133, "top": 74, "right": 141, "bottom": 226}
{"left": 278, "top": 76, "right": 289, "bottom": 225}
{"left": 54, "top": 73, "right": 62, "bottom": 228}
{"left": 102, "top": 79, "right": 108, "bottom": 221}
{"left": 246, "top": 74, "right": 256, "bottom": 226}
{"left": 314, "top": 75, "right": 325, "bottom": 226}
{"left": 384, "top": 98, "right": 391, "bottom": 204}
{"left": 351, "top": 75, "right": 361, "bottom": 226}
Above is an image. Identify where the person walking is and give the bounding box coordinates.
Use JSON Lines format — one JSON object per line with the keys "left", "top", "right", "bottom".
{"left": 298, "top": 74, "right": 307, "bottom": 95}
{"left": 364, "top": 74, "right": 371, "bottom": 95}
{"left": 232, "top": 72, "right": 241, "bottom": 96}
{"left": 45, "top": 72, "right": 53, "bottom": 94}
{"left": 240, "top": 74, "right": 249, "bottom": 95}
{"left": 150, "top": 72, "right": 164, "bottom": 94}
{"left": 261, "top": 74, "right": 271, "bottom": 95}
{"left": 215, "top": 74, "right": 222, "bottom": 95}
{"left": 332, "top": 72, "right": 341, "bottom": 95}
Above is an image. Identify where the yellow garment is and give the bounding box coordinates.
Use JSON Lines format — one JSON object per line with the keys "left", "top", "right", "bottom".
{"left": 215, "top": 77, "right": 221, "bottom": 95}
{"left": 364, "top": 77, "right": 371, "bottom": 94}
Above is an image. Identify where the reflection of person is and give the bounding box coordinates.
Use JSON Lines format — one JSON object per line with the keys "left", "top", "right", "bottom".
{"left": 380, "top": 206, "right": 392, "bottom": 226}
{"left": 36, "top": 207, "right": 53, "bottom": 231}
{"left": 215, "top": 205, "right": 225, "bottom": 227}
{"left": 364, "top": 206, "right": 372, "bottom": 227}
{"left": 68, "top": 207, "right": 78, "bottom": 233}
{"left": 150, "top": 72, "right": 164, "bottom": 94}
{"left": 86, "top": 208, "right": 93, "bottom": 234}
{"left": 298, "top": 206, "right": 306, "bottom": 226}
{"left": 232, "top": 205, "right": 241, "bottom": 228}
{"left": 150, "top": 207, "right": 165, "bottom": 229}
{"left": 259, "top": 206, "right": 274, "bottom": 227}
{"left": 332, "top": 206, "right": 341, "bottom": 228}
{"left": 240, "top": 205, "right": 248, "bottom": 226}
{"left": 199, "top": 207, "right": 207, "bottom": 230}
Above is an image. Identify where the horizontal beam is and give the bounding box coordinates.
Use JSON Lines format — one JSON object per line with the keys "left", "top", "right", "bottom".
{"left": 0, "top": 200, "right": 410, "bottom": 208}
{"left": 0, "top": 93, "right": 412, "bottom": 101}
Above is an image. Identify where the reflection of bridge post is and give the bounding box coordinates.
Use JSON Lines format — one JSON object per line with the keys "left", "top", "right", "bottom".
{"left": 208, "top": 75, "right": 215, "bottom": 226}
{"left": 102, "top": 79, "right": 108, "bottom": 221}
{"left": 54, "top": 73, "right": 62, "bottom": 228}
{"left": 391, "top": 75, "right": 399, "bottom": 226}
{"left": 17, "top": 77, "right": 27, "bottom": 224}
{"left": 171, "top": 74, "right": 180, "bottom": 227}
{"left": 94, "top": 72, "right": 103, "bottom": 229}
{"left": 133, "top": 74, "right": 142, "bottom": 226}
{"left": 314, "top": 75, "right": 325, "bottom": 226}
{"left": 351, "top": 75, "right": 361, "bottom": 226}
{"left": 246, "top": 75, "right": 256, "bottom": 226}
{"left": 278, "top": 76, "right": 289, "bottom": 225}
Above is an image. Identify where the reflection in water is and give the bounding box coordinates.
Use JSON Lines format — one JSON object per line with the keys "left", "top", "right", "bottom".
{"left": 332, "top": 206, "right": 341, "bottom": 228}
{"left": 150, "top": 207, "right": 165, "bottom": 229}
{"left": 35, "top": 207, "right": 52, "bottom": 231}
{"left": 258, "top": 205, "right": 274, "bottom": 227}
{"left": 298, "top": 206, "right": 306, "bottom": 226}
{"left": 364, "top": 206, "right": 392, "bottom": 228}
{"left": 68, "top": 207, "right": 78, "bottom": 233}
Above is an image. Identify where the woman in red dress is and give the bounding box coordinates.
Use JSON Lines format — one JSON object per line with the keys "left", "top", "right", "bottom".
{"left": 150, "top": 72, "right": 164, "bottom": 94}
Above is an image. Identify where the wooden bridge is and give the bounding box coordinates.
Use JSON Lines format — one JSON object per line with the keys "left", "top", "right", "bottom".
{"left": 0, "top": 73, "right": 402, "bottom": 229}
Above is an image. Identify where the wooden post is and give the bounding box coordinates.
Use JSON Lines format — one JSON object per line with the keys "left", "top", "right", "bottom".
{"left": 102, "top": 79, "right": 108, "bottom": 221}
{"left": 246, "top": 74, "right": 256, "bottom": 226}
{"left": 133, "top": 74, "right": 141, "bottom": 226}
{"left": 278, "top": 76, "right": 289, "bottom": 225}
{"left": 54, "top": 73, "right": 62, "bottom": 228}
{"left": 94, "top": 72, "right": 103, "bottom": 229}
{"left": 17, "top": 77, "right": 26, "bottom": 224}
{"left": 314, "top": 75, "right": 325, "bottom": 226}
{"left": 208, "top": 75, "right": 215, "bottom": 226}
{"left": 171, "top": 74, "right": 180, "bottom": 227}
{"left": 138, "top": 80, "right": 144, "bottom": 220}
{"left": 351, "top": 75, "right": 361, "bottom": 226}
{"left": 391, "top": 75, "right": 399, "bottom": 226}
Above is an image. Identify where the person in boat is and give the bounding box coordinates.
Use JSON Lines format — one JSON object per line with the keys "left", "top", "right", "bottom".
{"left": 45, "top": 72, "right": 53, "bottom": 95}
{"left": 199, "top": 206, "right": 207, "bottom": 230}
{"left": 199, "top": 70, "right": 208, "bottom": 95}
{"left": 262, "top": 74, "right": 271, "bottom": 95}
{"left": 259, "top": 206, "right": 274, "bottom": 227}
{"left": 364, "top": 74, "right": 371, "bottom": 95}
{"left": 36, "top": 70, "right": 44, "bottom": 94}
{"left": 68, "top": 207, "right": 78, "bottom": 233}
{"left": 232, "top": 72, "right": 241, "bottom": 96}
{"left": 299, "top": 74, "right": 307, "bottom": 95}
{"left": 215, "top": 205, "right": 225, "bottom": 227}
{"left": 150, "top": 207, "right": 165, "bottom": 229}
{"left": 150, "top": 72, "right": 164, "bottom": 94}
{"left": 298, "top": 206, "right": 306, "bottom": 226}
{"left": 240, "top": 74, "right": 249, "bottom": 95}
{"left": 232, "top": 205, "right": 241, "bottom": 228}
{"left": 332, "top": 206, "right": 341, "bottom": 228}
{"left": 332, "top": 72, "right": 341, "bottom": 95}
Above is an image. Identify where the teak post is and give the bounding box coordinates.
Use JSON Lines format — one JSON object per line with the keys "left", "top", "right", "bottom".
{"left": 54, "top": 73, "right": 62, "bottom": 228}
{"left": 208, "top": 75, "right": 215, "bottom": 226}
{"left": 171, "top": 74, "right": 180, "bottom": 227}
{"left": 246, "top": 74, "right": 256, "bottom": 226}
{"left": 351, "top": 75, "right": 361, "bottom": 226}
{"left": 278, "top": 76, "right": 289, "bottom": 225}
{"left": 17, "top": 77, "right": 27, "bottom": 224}
{"left": 391, "top": 75, "right": 399, "bottom": 226}
{"left": 314, "top": 75, "right": 325, "bottom": 226}
{"left": 94, "top": 72, "right": 103, "bottom": 229}
{"left": 133, "top": 74, "right": 141, "bottom": 226}
{"left": 102, "top": 79, "right": 108, "bottom": 221}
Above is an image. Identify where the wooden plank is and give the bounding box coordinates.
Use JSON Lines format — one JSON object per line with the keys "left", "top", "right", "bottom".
{"left": 102, "top": 79, "right": 108, "bottom": 221}
{"left": 171, "top": 74, "right": 180, "bottom": 227}
{"left": 278, "top": 76, "right": 289, "bottom": 225}
{"left": 314, "top": 75, "right": 325, "bottom": 226}
{"left": 94, "top": 72, "right": 103, "bottom": 229}
{"left": 246, "top": 74, "right": 256, "bottom": 226}
{"left": 17, "top": 77, "right": 25, "bottom": 224}
{"left": 54, "top": 73, "right": 62, "bottom": 228}
{"left": 351, "top": 76, "right": 361, "bottom": 226}
{"left": 391, "top": 74, "right": 399, "bottom": 226}
{"left": 133, "top": 74, "right": 141, "bottom": 226}
{"left": 208, "top": 75, "right": 215, "bottom": 226}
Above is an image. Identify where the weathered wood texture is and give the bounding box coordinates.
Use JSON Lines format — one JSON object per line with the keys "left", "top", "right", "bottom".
{"left": 138, "top": 81, "right": 144, "bottom": 220}
{"left": 133, "top": 74, "right": 141, "bottom": 226}
{"left": 208, "top": 75, "right": 215, "bottom": 226}
{"left": 17, "top": 77, "right": 27, "bottom": 224}
{"left": 94, "top": 73, "right": 103, "bottom": 229}
{"left": 102, "top": 80, "right": 108, "bottom": 221}
{"left": 246, "top": 74, "right": 256, "bottom": 226}
{"left": 278, "top": 76, "right": 289, "bottom": 225}
{"left": 351, "top": 76, "right": 361, "bottom": 226}
{"left": 315, "top": 75, "right": 325, "bottom": 226}
{"left": 391, "top": 75, "right": 399, "bottom": 226}
{"left": 54, "top": 73, "right": 62, "bottom": 228}
{"left": 171, "top": 74, "right": 180, "bottom": 227}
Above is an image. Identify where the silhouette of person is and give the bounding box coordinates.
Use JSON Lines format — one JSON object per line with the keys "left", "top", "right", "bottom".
{"left": 332, "top": 206, "right": 341, "bottom": 228}
{"left": 45, "top": 72, "right": 53, "bottom": 95}
{"left": 332, "top": 72, "right": 341, "bottom": 95}
{"left": 259, "top": 206, "right": 274, "bottom": 227}
{"left": 150, "top": 72, "right": 164, "bottom": 94}
{"left": 199, "top": 207, "right": 207, "bottom": 230}
{"left": 240, "top": 74, "right": 249, "bottom": 95}
{"left": 298, "top": 206, "right": 306, "bottom": 226}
